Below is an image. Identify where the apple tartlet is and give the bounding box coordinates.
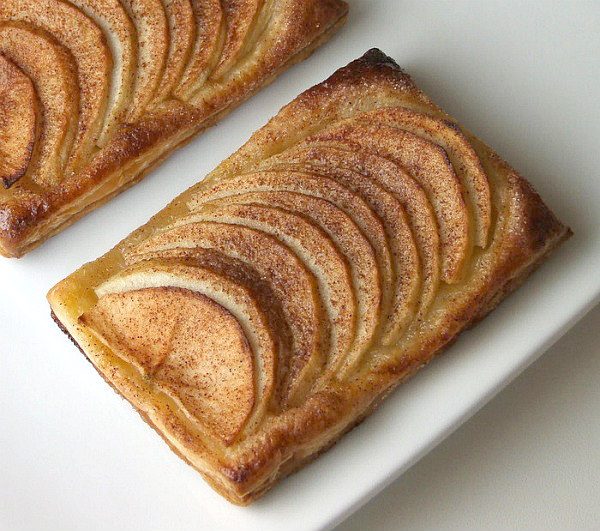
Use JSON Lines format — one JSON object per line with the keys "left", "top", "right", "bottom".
{"left": 0, "top": 0, "right": 348, "bottom": 257}
{"left": 48, "top": 49, "right": 571, "bottom": 505}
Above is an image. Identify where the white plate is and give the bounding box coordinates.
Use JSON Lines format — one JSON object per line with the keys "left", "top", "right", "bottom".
{"left": 1, "top": 2, "right": 599, "bottom": 530}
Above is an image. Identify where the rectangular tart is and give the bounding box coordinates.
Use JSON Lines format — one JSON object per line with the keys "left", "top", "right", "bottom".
{"left": 0, "top": 0, "right": 348, "bottom": 257}
{"left": 48, "top": 49, "right": 571, "bottom": 505}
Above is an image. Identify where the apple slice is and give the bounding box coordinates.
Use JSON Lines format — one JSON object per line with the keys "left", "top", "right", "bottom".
{"left": 0, "top": 54, "right": 36, "bottom": 188}
{"left": 0, "top": 23, "right": 79, "bottom": 187}
{"left": 174, "top": 0, "right": 223, "bottom": 100}
{"left": 85, "top": 260, "right": 277, "bottom": 443}
{"left": 210, "top": 0, "right": 262, "bottom": 81}
{"left": 1, "top": 0, "right": 111, "bottom": 171}
{"left": 185, "top": 202, "right": 357, "bottom": 380}
{"left": 128, "top": 220, "right": 326, "bottom": 406}
{"left": 84, "top": 286, "right": 254, "bottom": 445}
{"left": 307, "top": 122, "right": 470, "bottom": 283}
{"left": 84, "top": 286, "right": 256, "bottom": 444}
{"left": 154, "top": 0, "right": 195, "bottom": 101}
{"left": 120, "top": 0, "right": 169, "bottom": 119}
{"left": 68, "top": 0, "right": 137, "bottom": 144}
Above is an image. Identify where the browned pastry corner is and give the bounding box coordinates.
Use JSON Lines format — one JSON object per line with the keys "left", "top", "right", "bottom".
{"left": 48, "top": 49, "right": 571, "bottom": 505}
{"left": 0, "top": 0, "right": 348, "bottom": 257}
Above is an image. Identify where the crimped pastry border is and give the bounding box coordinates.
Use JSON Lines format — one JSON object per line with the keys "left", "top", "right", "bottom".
{"left": 48, "top": 49, "right": 571, "bottom": 505}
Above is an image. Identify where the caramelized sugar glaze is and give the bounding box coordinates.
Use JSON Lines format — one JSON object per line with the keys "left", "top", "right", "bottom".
{"left": 0, "top": 0, "right": 348, "bottom": 256}
{"left": 49, "top": 50, "right": 570, "bottom": 504}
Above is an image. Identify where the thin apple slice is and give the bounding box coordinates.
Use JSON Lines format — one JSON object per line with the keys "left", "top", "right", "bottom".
{"left": 265, "top": 143, "right": 440, "bottom": 320}
{"left": 1, "top": 0, "right": 111, "bottom": 171}
{"left": 174, "top": 0, "right": 223, "bottom": 100}
{"left": 184, "top": 203, "right": 357, "bottom": 379}
{"left": 87, "top": 260, "right": 277, "bottom": 442}
{"left": 120, "top": 0, "right": 169, "bottom": 119}
{"left": 307, "top": 122, "right": 470, "bottom": 283}
{"left": 0, "top": 23, "right": 79, "bottom": 187}
{"left": 128, "top": 220, "right": 326, "bottom": 406}
{"left": 357, "top": 107, "right": 492, "bottom": 248}
{"left": 210, "top": 0, "right": 262, "bottom": 81}
{"left": 83, "top": 286, "right": 254, "bottom": 445}
{"left": 68, "top": 0, "right": 137, "bottom": 144}
{"left": 220, "top": 190, "right": 381, "bottom": 373}
{"left": 154, "top": 0, "right": 195, "bottom": 101}
{"left": 0, "top": 54, "right": 36, "bottom": 188}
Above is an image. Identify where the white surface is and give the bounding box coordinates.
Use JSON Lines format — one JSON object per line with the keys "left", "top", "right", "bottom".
{"left": 1, "top": 2, "right": 599, "bottom": 530}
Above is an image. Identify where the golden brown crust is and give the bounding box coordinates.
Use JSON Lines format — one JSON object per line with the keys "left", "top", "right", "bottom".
{"left": 0, "top": 0, "right": 348, "bottom": 257}
{"left": 48, "top": 49, "right": 571, "bottom": 505}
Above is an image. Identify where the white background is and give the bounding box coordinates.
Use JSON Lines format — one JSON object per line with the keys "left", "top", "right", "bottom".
{"left": 1, "top": 1, "right": 599, "bottom": 530}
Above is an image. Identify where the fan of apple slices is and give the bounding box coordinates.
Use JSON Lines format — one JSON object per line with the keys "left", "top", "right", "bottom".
{"left": 77, "top": 50, "right": 513, "bottom": 448}
{"left": 0, "top": 0, "right": 278, "bottom": 189}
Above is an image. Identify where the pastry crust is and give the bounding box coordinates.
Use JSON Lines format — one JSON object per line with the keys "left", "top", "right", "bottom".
{"left": 48, "top": 49, "right": 571, "bottom": 505}
{"left": 0, "top": 0, "right": 348, "bottom": 257}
